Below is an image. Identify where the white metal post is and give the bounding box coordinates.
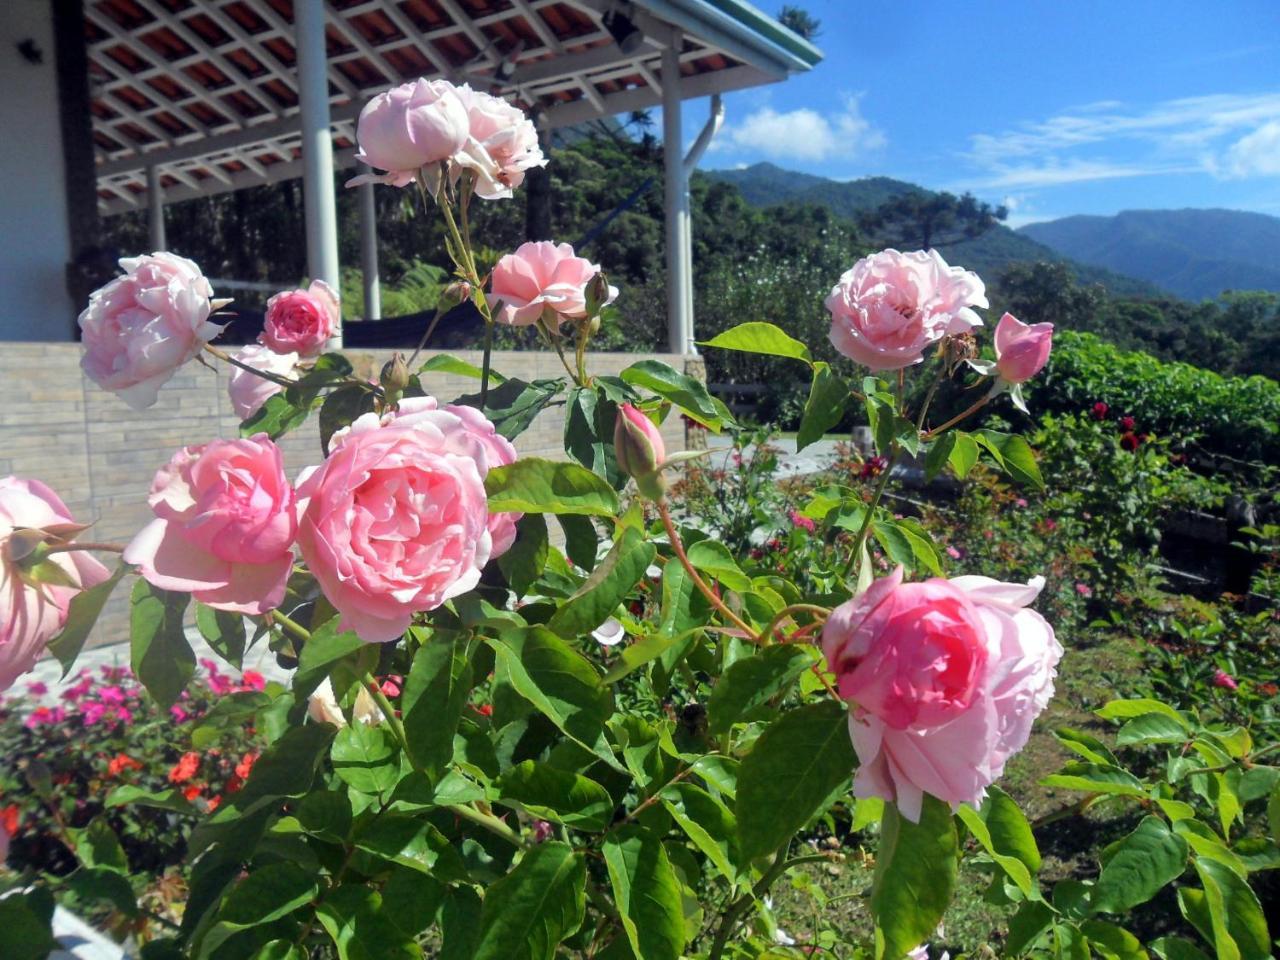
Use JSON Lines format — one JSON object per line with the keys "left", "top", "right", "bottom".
{"left": 146, "top": 164, "right": 166, "bottom": 252}
{"left": 357, "top": 165, "right": 381, "bottom": 321}
{"left": 662, "top": 37, "right": 691, "bottom": 356}
{"left": 295, "top": 0, "right": 342, "bottom": 346}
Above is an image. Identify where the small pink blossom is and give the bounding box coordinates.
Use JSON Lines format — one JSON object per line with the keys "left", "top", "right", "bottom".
{"left": 1075, "top": 582, "right": 1092, "bottom": 598}
{"left": 25, "top": 681, "right": 47, "bottom": 696}
{"left": 946, "top": 546, "right": 962, "bottom": 560}
{"left": 790, "top": 510, "right": 816, "bottom": 533}
{"left": 993, "top": 313, "right": 1053, "bottom": 384}
{"left": 1212, "top": 669, "right": 1238, "bottom": 691}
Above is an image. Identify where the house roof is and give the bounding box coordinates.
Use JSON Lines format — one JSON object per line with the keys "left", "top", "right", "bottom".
{"left": 86, "top": 0, "right": 820, "bottom": 214}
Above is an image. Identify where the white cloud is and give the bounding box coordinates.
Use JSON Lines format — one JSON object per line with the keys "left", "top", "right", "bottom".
{"left": 964, "top": 159, "right": 1200, "bottom": 191}
{"left": 716, "top": 96, "right": 885, "bottom": 162}
{"left": 1224, "top": 120, "right": 1280, "bottom": 177}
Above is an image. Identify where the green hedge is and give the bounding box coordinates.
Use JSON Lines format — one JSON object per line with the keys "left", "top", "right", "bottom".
{"left": 1035, "top": 331, "right": 1280, "bottom": 463}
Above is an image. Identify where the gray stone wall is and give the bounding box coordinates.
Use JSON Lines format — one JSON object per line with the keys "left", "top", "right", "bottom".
{"left": 0, "top": 344, "right": 687, "bottom": 649}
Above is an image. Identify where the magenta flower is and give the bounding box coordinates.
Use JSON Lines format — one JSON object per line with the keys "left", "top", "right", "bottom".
{"left": 1212, "top": 669, "right": 1238, "bottom": 691}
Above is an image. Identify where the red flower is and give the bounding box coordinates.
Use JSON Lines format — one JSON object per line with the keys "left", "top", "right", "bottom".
{"left": 474, "top": 703, "right": 493, "bottom": 717}
{"left": 168, "top": 751, "right": 200, "bottom": 784}
{"left": 1091, "top": 402, "right": 1109, "bottom": 420}
{"left": 1120, "top": 431, "right": 1141, "bottom": 452}
{"left": 182, "top": 785, "right": 203, "bottom": 802}
{"left": 239, "top": 670, "right": 266, "bottom": 692}
{"left": 206, "top": 795, "right": 221, "bottom": 812}
{"left": 1, "top": 805, "right": 20, "bottom": 837}
{"left": 225, "top": 774, "right": 244, "bottom": 794}
{"left": 107, "top": 754, "right": 143, "bottom": 777}
{"left": 1118, "top": 416, "right": 1135, "bottom": 431}
{"left": 234, "top": 752, "right": 258, "bottom": 781}
{"left": 1258, "top": 682, "right": 1278, "bottom": 697}
{"left": 379, "top": 677, "right": 402, "bottom": 698}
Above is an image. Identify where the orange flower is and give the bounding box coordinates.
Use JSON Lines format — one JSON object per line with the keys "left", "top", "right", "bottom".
{"left": 182, "top": 784, "right": 202, "bottom": 802}
{"left": 1, "top": 804, "right": 19, "bottom": 836}
{"left": 206, "top": 795, "right": 221, "bottom": 812}
{"left": 168, "top": 751, "right": 200, "bottom": 784}
{"left": 234, "top": 752, "right": 258, "bottom": 781}
{"left": 107, "top": 754, "right": 143, "bottom": 777}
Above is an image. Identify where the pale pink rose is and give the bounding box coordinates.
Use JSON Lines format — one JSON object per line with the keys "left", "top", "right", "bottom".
{"left": 350, "top": 78, "right": 470, "bottom": 187}
{"left": 78, "top": 253, "right": 222, "bottom": 409}
{"left": 296, "top": 403, "right": 494, "bottom": 642}
{"left": 1, "top": 477, "right": 110, "bottom": 693}
{"left": 227, "top": 344, "right": 298, "bottom": 419}
{"left": 261, "top": 280, "right": 340, "bottom": 357}
{"left": 825, "top": 249, "right": 987, "bottom": 371}
{"left": 994, "top": 313, "right": 1054, "bottom": 384}
{"left": 823, "top": 567, "right": 1060, "bottom": 822}
{"left": 488, "top": 241, "right": 617, "bottom": 326}
{"left": 123, "top": 437, "right": 297, "bottom": 615}
{"left": 452, "top": 85, "right": 547, "bottom": 200}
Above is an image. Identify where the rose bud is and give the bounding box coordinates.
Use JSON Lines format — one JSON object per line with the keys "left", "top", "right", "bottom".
{"left": 615, "top": 404, "right": 666, "bottom": 500}
{"left": 993, "top": 313, "right": 1054, "bottom": 384}
{"left": 439, "top": 280, "right": 473, "bottom": 312}
{"left": 380, "top": 352, "right": 411, "bottom": 399}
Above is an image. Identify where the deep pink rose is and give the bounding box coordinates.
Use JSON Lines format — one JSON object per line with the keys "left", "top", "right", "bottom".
{"left": 296, "top": 402, "right": 497, "bottom": 642}
{"left": 227, "top": 344, "right": 298, "bottom": 419}
{"left": 453, "top": 85, "right": 547, "bottom": 200}
{"left": 488, "top": 241, "right": 617, "bottom": 326}
{"left": 823, "top": 567, "right": 1061, "bottom": 822}
{"left": 1, "top": 477, "right": 110, "bottom": 693}
{"left": 123, "top": 437, "right": 297, "bottom": 615}
{"left": 825, "top": 249, "right": 987, "bottom": 371}
{"left": 994, "top": 313, "right": 1053, "bottom": 384}
{"left": 78, "top": 253, "right": 222, "bottom": 409}
{"left": 261, "top": 280, "right": 340, "bottom": 357}
{"left": 350, "top": 78, "right": 470, "bottom": 187}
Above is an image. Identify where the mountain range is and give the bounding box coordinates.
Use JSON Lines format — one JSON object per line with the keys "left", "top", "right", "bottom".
{"left": 1020, "top": 209, "right": 1280, "bottom": 300}
{"left": 707, "top": 163, "right": 1280, "bottom": 301}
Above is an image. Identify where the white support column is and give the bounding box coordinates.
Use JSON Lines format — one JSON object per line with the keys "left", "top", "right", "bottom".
{"left": 357, "top": 165, "right": 381, "bottom": 321}
{"left": 146, "top": 164, "right": 166, "bottom": 252}
{"left": 662, "top": 36, "right": 691, "bottom": 356}
{"left": 295, "top": 0, "right": 342, "bottom": 346}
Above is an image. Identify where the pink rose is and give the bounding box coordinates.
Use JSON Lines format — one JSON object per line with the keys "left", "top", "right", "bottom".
{"left": 261, "top": 280, "right": 340, "bottom": 357}
{"left": 614, "top": 404, "right": 666, "bottom": 500}
{"left": 351, "top": 78, "right": 470, "bottom": 187}
{"left": 296, "top": 402, "right": 497, "bottom": 642}
{"left": 1, "top": 477, "right": 110, "bottom": 693}
{"left": 227, "top": 344, "right": 298, "bottom": 419}
{"left": 123, "top": 437, "right": 297, "bottom": 615}
{"left": 453, "top": 85, "right": 547, "bottom": 200}
{"left": 78, "top": 253, "right": 222, "bottom": 409}
{"left": 823, "top": 567, "right": 1060, "bottom": 822}
{"left": 825, "top": 249, "right": 987, "bottom": 371}
{"left": 994, "top": 313, "right": 1053, "bottom": 384}
{"left": 488, "top": 241, "right": 617, "bottom": 326}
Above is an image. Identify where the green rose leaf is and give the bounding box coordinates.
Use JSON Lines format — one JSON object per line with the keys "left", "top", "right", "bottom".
{"left": 486, "top": 458, "right": 619, "bottom": 516}
{"left": 401, "top": 629, "right": 474, "bottom": 781}
{"left": 195, "top": 604, "right": 247, "bottom": 671}
{"left": 736, "top": 700, "right": 855, "bottom": 863}
{"left": 291, "top": 616, "right": 366, "bottom": 700}
{"left": 1040, "top": 762, "right": 1147, "bottom": 797}
{"left": 331, "top": 723, "right": 401, "bottom": 798}
{"left": 497, "top": 760, "right": 614, "bottom": 832}
{"left": 603, "top": 825, "right": 687, "bottom": 960}
{"left": 315, "top": 886, "right": 421, "bottom": 960}
{"left": 685, "top": 539, "right": 752, "bottom": 593}
{"left": 707, "top": 644, "right": 817, "bottom": 735}
{"left": 796, "top": 362, "right": 848, "bottom": 452}
{"left": 661, "top": 782, "right": 739, "bottom": 881}
{"left": 472, "top": 842, "right": 585, "bottom": 960}
{"left": 548, "top": 525, "right": 655, "bottom": 638}
{"left": 499, "top": 513, "right": 550, "bottom": 596}
{"left": 219, "top": 862, "right": 317, "bottom": 928}
{"left": 46, "top": 563, "right": 128, "bottom": 677}
{"left": 699, "top": 322, "right": 812, "bottom": 364}
{"left": 871, "top": 795, "right": 959, "bottom": 960}
{"left": 956, "top": 786, "right": 1041, "bottom": 900}
{"left": 454, "top": 377, "right": 563, "bottom": 441}
{"left": 1190, "top": 856, "right": 1271, "bottom": 960}
{"left": 1090, "top": 816, "right": 1189, "bottom": 914}
{"left": 130, "top": 580, "right": 194, "bottom": 709}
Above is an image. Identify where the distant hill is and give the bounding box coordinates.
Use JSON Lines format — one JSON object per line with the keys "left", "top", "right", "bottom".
{"left": 705, "top": 163, "right": 1163, "bottom": 298}
{"left": 1020, "top": 209, "right": 1280, "bottom": 300}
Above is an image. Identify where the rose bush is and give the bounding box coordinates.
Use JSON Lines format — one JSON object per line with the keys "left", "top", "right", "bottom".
{"left": 2, "top": 76, "right": 1274, "bottom": 960}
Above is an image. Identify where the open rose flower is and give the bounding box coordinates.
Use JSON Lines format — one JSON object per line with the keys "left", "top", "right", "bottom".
{"left": 825, "top": 249, "right": 987, "bottom": 371}
{"left": 1, "top": 477, "right": 110, "bottom": 694}
{"left": 488, "top": 241, "right": 616, "bottom": 326}
{"left": 453, "top": 85, "right": 547, "bottom": 200}
{"left": 227, "top": 343, "right": 298, "bottom": 419}
{"left": 349, "top": 78, "right": 470, "bottom": 188}
{"left": 123, "top": 437, "right": 297, "bottom": 615}
{"left": 296, "top": 402, "right": 500, "bottom": 642}
{"left": 79, "top": 253, "right": 222, "bottom": 409}
{"left": 261, "top": 280, "right": 340, "bottom": 357}
{"left": 994, "top": 313, "right": 1053, "bottom": 384}
{"left": 823, "top": 567, "right": 1061, "bottom": 822}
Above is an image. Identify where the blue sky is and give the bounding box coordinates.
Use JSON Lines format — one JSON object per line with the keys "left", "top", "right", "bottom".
{"left": 691, "top": 1, "right": 1280, "bottom": 226}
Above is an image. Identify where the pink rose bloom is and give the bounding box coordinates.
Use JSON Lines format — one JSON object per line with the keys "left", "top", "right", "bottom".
{"left": 488, "top": 241, "right": 617, "bottom": 327}
{"left": 78, "top": 253, "right": 222, "bottom": 409}
{"left": 227, "top": 344, "right": 298, "bottom": 419}
{"left": 296, "top": 402, "right": 497, "bottom": 642}
{"left": 823, "top": 567, "right": 1061, "bottom": 822}
{"left": 350, "top": 78, "right": 470, "bottom": 187}
{"left": 1, "top": 478, "right": 110, "bottom": 694}
{"left": 825, "top": 249, "right": 987, "bottom": 371}
{"left": 123, "top": 437, "right": 297, "bottom": 615}
{"left": 994, "top": 313, "right": 1053, "bottom": 384}
{"left": 1212, "top": 669, "right": 1238, "bottom": 691}
{"left": 453, "top": 85, "right": 547, "bottom": 200}
{"left": 261, "top": 280, "right": 340, "bottom": 357}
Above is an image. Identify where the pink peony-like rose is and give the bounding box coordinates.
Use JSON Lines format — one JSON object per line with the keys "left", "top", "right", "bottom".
{"left": 452, "top": 85, "right": 547, "bottom": 200}
{"left": 1, "top": 477, "right": 110, "bottom": 693}
{"left": 350, "top": 78, "right": 470, "bottom": 188}
{"left": 261, "top": 280, "right": 340, "bottom": 357}
{"left": 295, "top": 402, "right": 499, "bottom": 642}
{"left": 123, "top": 437, "right": 297, "bottom": 615}
{"left": 78, "top": 253, "right": 222, "bottom": 409}
{"left": 227, "top": 344, "right": 298, "bottom": 419}
{"left": 825, "top": 249, "right": 987, "bottom": 371}
{"left": 823, "top": 567, "right": 1061, "bottom": 822}
{"left": 488, "top": 241, "right": 617, "bottom": 326}
{"left": 994, "top": 313, "right": 1053, "bottom": 384}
